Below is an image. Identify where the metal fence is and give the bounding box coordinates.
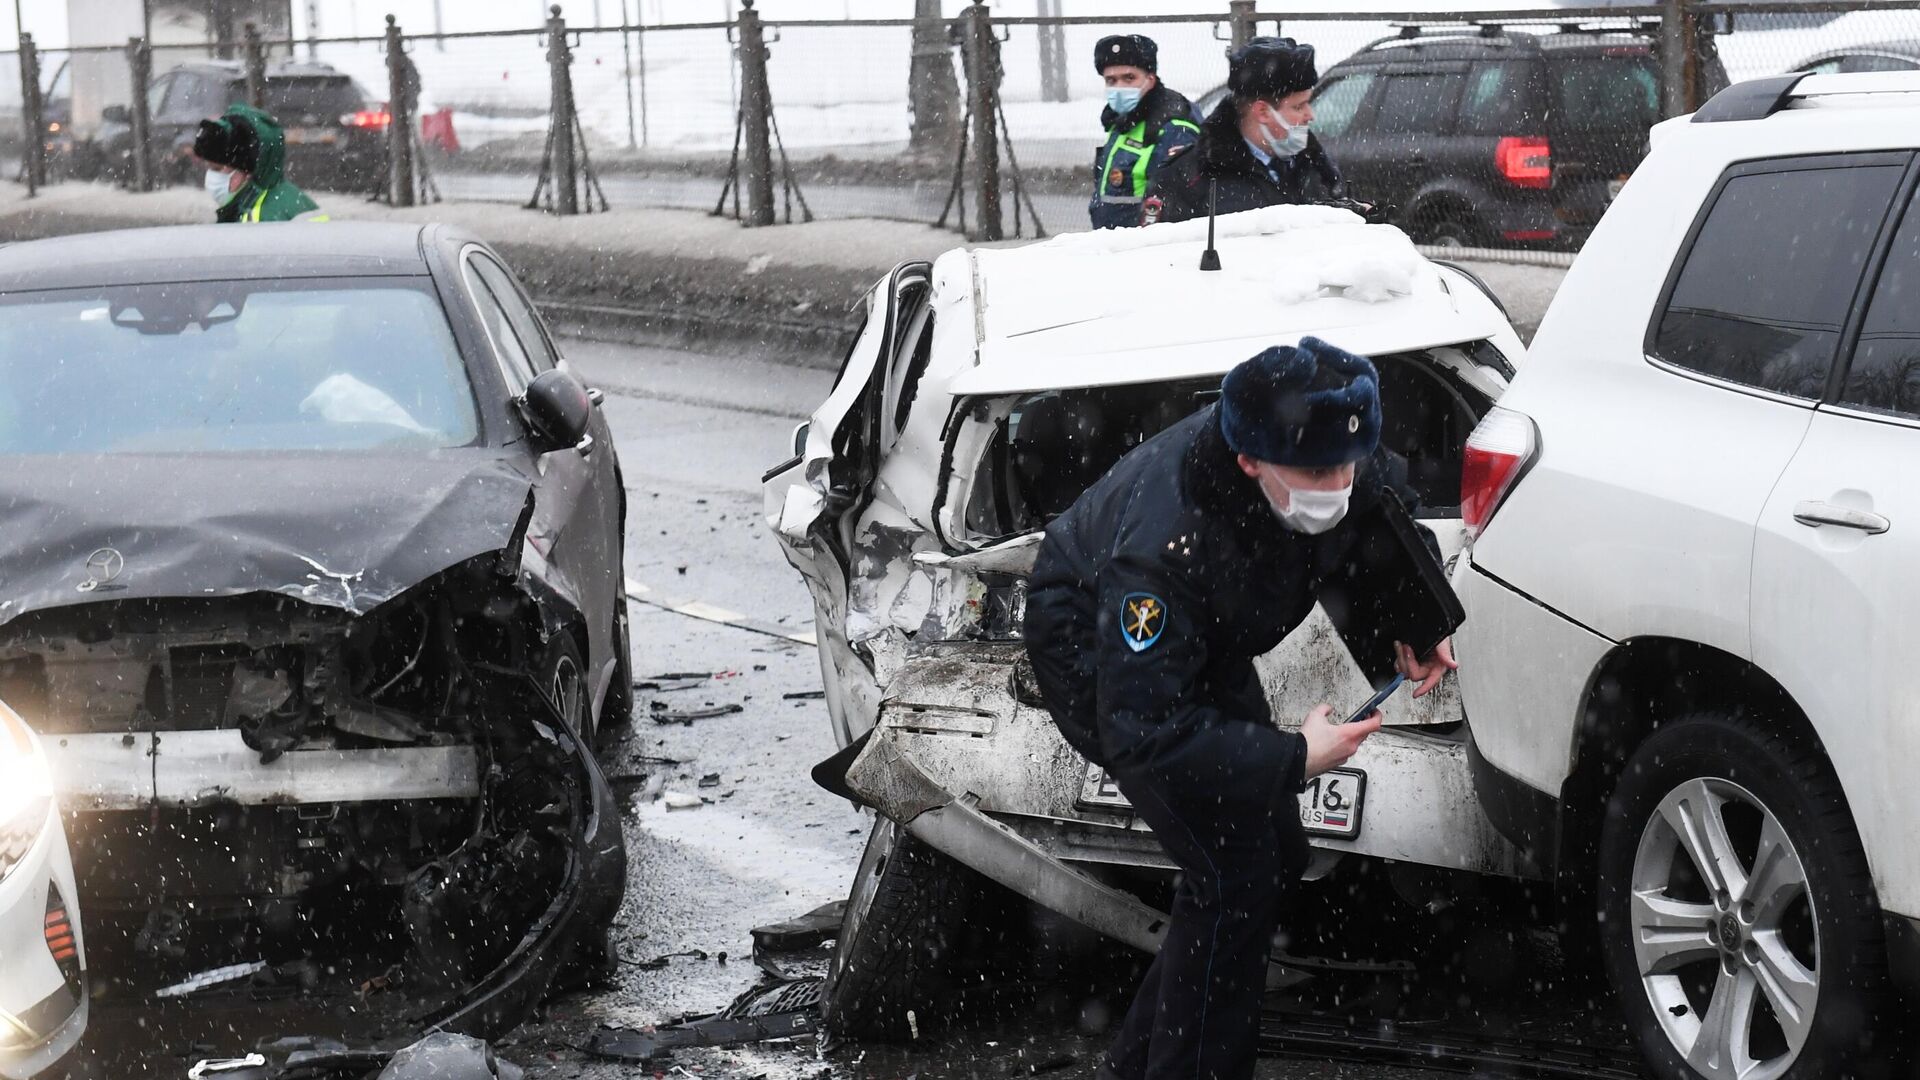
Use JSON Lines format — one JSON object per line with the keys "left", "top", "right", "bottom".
{"left": 5, "top": 1, "right": 1920, "bottom": 248}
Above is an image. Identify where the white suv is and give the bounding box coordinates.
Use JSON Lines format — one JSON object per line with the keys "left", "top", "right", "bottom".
{"left": 1459, "top": 72, "right": 1920, "bottom": 1080}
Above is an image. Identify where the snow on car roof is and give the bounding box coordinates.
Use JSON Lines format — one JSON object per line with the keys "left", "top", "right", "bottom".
{"left": 947, "top": 206, "right": 1506, "bottom": 397}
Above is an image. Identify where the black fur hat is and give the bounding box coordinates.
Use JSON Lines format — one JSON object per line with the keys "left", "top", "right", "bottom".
{"left": 1094, "top": 34, "right": 1157, "bottom": 74}
{"left": 192, "top": 114, "right": 259, "bottom": 172}
{"left": 1228, "top": 37, "right": 1318, "bottom": 101}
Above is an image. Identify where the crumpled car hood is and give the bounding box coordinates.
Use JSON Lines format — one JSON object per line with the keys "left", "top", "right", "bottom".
{"left": 0, "top": 451, "right": 534, "bottom": 626}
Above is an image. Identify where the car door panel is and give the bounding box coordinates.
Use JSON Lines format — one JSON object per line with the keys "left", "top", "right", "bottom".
{"left": 764, "top": 262, "right": 932, "bottom": 746}
{"left": 464, "top": 250, "right": 622, "bottom": 715}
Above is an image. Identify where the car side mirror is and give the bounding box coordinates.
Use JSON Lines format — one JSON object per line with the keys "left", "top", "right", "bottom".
{"left": 520, "top": 369, "right": 594, "bottom": 456}
{"left": 101, "top": 104, "right": 129, "bottom": 124}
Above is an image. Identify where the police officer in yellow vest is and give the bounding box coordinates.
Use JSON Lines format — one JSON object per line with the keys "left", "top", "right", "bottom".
{"left": 1089, "top": 35, "right": 1199, "bottom": 230}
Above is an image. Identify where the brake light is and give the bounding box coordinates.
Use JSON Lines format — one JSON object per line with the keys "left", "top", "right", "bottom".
{"left": 342, "top": 107, "right": 391, "bottom": 129}
{"left": 1462, "top": 406, "right": 1538, "bottom": 539}
{"left": 1496, "top": 136, "right": 1552, "bottom": 189}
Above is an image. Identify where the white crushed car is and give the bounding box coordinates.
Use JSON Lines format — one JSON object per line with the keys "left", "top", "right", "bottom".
{"left": 0, "top": 705, "right": 86, "bottom": 1080}
{"left": 763, "top": 205, "right": 1527, "bottom": 1036}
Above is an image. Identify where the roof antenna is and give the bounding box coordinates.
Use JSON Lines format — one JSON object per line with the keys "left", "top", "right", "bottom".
{"left": 1199, "top": 178, "right": 1222, "bottom": 271}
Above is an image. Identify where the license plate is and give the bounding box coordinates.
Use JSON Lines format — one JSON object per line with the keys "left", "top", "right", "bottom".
{"left": 285, "top": 128, "right": 338, "bottom": 146}
{"left": 1607, "top": 177, "right": 1628, "bottom": 201}
{"left": 1078, "top": 764, "right": 1368, "bottom": 839}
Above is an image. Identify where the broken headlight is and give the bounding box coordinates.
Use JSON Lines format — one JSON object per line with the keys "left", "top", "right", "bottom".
{"left": 0, "top": 706, "right": 52, "bottom": 885}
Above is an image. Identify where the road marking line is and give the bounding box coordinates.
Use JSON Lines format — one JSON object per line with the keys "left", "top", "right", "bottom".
{"left": 625, "top": 577, "right": 817, "bottom": 647}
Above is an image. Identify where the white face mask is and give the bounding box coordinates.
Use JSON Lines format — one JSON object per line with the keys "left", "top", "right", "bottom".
{"left": 1262, "top": 476, "right": 1353, "bottom": 535}
{"left": 205, "top": 168, "right": 237, "bottom": 207}
{"left": 1258, "top": 109, "right": 1311, "bottom": 159}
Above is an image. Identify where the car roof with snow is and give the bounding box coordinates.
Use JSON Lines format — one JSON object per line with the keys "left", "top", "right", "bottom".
{"left": 940, "top": 206, "right": 1515, "bottom": 397}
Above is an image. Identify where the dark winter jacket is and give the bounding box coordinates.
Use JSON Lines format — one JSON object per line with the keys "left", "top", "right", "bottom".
{"left": 1089, "top": 83, "right": 1201, "bottom": 230}
{"left": 214, "top": 104, "right": 322, "bottom": 224}
{"left": 1024, "top": 405, "right": 1427, "bottom": 807}
{"left": 1142, "top": 98, "right": 1343, "bottom": 225}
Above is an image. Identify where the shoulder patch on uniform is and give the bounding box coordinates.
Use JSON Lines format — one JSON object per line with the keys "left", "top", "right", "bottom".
{"left": 1120, "top": 592, "right": 1168, "bottom": 653}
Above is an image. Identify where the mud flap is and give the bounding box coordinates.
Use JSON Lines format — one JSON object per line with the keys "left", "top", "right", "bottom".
{"left": 810, "top": 731, "right": 873, "bottom": 808}
{"left": 843, "top": 729, "right": 1169, "bottom": 954}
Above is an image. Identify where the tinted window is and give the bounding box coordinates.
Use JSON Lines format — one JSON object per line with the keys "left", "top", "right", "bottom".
{"left": 464, "top": 257, "right": 538, "bottom": 396}
{"left": 1651, "top": 165, "right": 1903, "bottom": 398}
{"left": 0, "top": 280, "right": 477, "bottom": 454}
{"left": 468, "top": 255, "right": 558, "bottom": 374}
{"left": 1372, "top": 71, "right": 1465, "bottom": 136}
{"left": 1460, "top": 62, "right": 1543, "bottom": 133}
{"left": 1310, "top": 72, "right": 1375, "bottom": 138}
{"left": 1555, "top": 56, "right": 1659, "bottom": 131}
{"left": 259, "top": 76, "right": 366, "bottom": 119}
{"left": 181, "top": 75, "right": 231, "bottom": 117}
{"left": 1840, "top": 193, "right": 1920, "bottom": 419}
{"left": 1801, "top": 58, "right": 1845, "bottom": 75}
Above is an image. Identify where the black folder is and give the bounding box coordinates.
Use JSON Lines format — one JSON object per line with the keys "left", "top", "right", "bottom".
{"left": 1321, "top": 488, "right": 1467, "bottom": 683}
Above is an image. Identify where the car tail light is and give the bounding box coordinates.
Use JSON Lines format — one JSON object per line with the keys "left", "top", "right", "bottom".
{"left": 45, "top": 883, "right": 83, "bottom": 988}
{"left": 342, "top": 107, "right": 392, "bottom": 129}
{"left": 1496, "top": 136, "right": 1552, "bottom": 189}
{"left": 1462, "top": 406, "right": 1539, "bottom": 539}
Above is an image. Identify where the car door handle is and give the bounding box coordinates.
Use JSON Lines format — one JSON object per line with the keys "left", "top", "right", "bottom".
{"left": 1792, "top": 501, "right": 1889, "bottom": 535}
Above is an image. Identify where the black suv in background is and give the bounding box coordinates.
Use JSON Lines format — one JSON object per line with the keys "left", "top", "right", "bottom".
{"left": 91, "top": 59, "right": 386, "bottom": 193}
{"left": 1202, "top": 26, "right": 1729, "bottom": 248}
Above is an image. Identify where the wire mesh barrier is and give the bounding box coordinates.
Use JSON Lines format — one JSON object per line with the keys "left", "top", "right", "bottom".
{"left": 9, "top": 2, "right": 1920, "bottom": 249}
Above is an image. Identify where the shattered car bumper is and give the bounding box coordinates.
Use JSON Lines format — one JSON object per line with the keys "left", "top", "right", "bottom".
{"left": 834, "top": 644, "right": 1535, "bottom": 952}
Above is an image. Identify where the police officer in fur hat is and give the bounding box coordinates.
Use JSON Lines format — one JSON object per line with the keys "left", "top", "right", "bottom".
{"left": 1024, "top": 337, "right": 1457, "bottom": 1080}
{"left": 1144, "top": 37, "right": 1344, "bottom": 224}
{"left": 1089, "top": 34, "right": 1200, "bottom": 229}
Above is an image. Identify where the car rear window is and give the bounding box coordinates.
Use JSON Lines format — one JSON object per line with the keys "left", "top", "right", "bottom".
{"left": 1650, "top": 163, "right": 1905, "bottom": 398}
{"left": 241, "top": 76, "right": 367, "bottom": 120}
{"left": 1555, "top": 56, "right": 1659, "bottom": 131}
{"left": 0, "top": 279, "right": 480, "bottom": 454}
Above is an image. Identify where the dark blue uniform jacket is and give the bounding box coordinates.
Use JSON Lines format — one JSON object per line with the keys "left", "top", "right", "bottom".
{"left": 1025, "top": 405, "right": 1429, "bottom": 812}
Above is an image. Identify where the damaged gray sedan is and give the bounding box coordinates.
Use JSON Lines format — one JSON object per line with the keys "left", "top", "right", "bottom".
{"left": 765, "top": 207, "right": 1534, "bottom": 1037}
{"left": 0, "top": 223, "right": 627, "bottom": 1037}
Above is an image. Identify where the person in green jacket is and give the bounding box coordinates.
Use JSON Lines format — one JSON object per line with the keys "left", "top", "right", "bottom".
{"left": 192, "top": 104, "right": 325, "bottom": 223}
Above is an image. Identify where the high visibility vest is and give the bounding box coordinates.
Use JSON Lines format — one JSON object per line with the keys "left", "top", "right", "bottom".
{"left": 1097, "top": 115, "right": 1199, "bottom": 205}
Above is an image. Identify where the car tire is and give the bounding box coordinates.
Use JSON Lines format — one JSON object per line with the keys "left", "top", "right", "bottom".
{"left": 539, "top": 632, "right": 594, "bottom": 744}
{"left": 1420, "top": 214, "right": 1479, "bottom": 249}
{"left": 826, "top": 815, "right": 988, "bottom": 1041}
{"left": 1597, "top": 712, "right": 1889, "bottom": 1080}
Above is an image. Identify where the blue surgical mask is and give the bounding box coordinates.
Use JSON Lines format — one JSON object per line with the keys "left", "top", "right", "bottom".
{"left": 1260, "top": 113, "right": 1311, "bottom": 159}
{"left": 1106, "top": 86, "right": 1143, "bottom": 117}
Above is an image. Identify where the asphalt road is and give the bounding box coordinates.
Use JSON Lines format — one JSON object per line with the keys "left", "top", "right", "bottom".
{"left": 62, "top": 337, "right": 1596, "bottom": 1080}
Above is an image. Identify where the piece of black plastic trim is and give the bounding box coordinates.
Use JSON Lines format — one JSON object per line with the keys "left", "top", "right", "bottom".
{"left": 1691, "top": 73, "right": 1808, "bottom": 123}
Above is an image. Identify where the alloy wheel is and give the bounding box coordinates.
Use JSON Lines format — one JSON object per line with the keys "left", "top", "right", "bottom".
{"left": 1630, "top": 777, "right": 1819, "bottom": 1080}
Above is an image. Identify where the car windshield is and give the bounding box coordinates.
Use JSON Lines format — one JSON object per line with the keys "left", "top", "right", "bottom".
{"left": 1557, "top": 55, "right": 1660, "bottom": 130}
{"left": 0, "top": 279, "right": 480, "bottom": 454}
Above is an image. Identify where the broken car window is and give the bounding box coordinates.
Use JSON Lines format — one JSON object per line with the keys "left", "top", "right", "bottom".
{"left": 0, "top": 279, "right": 479, "bottom": 453}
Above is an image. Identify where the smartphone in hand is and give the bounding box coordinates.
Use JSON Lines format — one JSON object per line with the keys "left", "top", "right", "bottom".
{"left": 1342, "top": 674, "right": 1407, "bottom": 726}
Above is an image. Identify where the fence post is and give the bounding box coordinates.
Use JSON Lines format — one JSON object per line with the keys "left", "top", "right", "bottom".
{"left": 546, "top": 4, "right": 579, "bottom": 215}
{"left": 386, "top": 16, "right": 416, "bottom": 207}
{"left": 1036, "top": 0, "right": 1068, "bottom": 103}
{"left": 1659, "top": 0, "right": 1692, "bottom": 118}
{"left": 18, "top": 33, "right": 43, "bottom": 194}
{"left": 736, "top": 0, "right": 775, "bottom": 227}
{"left": 127, "top": 36, "right": 155, "bottom": 192}
{"left": 244, "top": 22, "right": 267, "bottom": 108}
{"left": 1229, "top": 0, "right": 1258, "bottom": 51}
{"left": 963, "top": 2, "right": 1002, "bottom": 242}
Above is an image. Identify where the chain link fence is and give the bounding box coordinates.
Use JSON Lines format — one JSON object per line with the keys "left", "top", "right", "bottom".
{"left": 6, "top": 2, "right": 1920, "bottom": 249}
